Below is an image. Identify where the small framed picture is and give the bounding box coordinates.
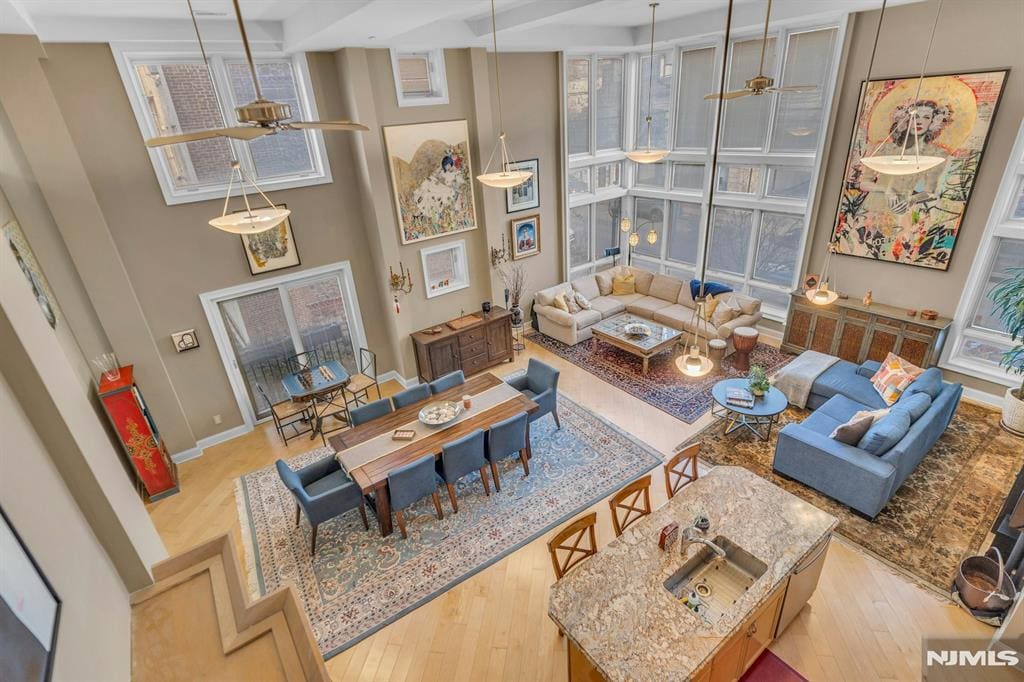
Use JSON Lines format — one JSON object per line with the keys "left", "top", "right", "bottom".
{"left": 239, "top": 205, "right": 301, "bottom": 276}
{"left": 510, "top": 215, "right": 541, "bottom": 260}
{"left": 171, "top": 329, "right": 199, "bottom": 353}
{"left": 802, "top": 273, "right": 821, "bottom": 291}
{"left": 420, "top": 239, "right": 470, "bottom": 298}
{"left": 505, "top": 159, "right": 539, "bottom": 213}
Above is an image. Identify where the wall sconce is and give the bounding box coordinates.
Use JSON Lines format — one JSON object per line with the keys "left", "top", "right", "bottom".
{"left": 490, "top": 232, "right": 510, "bottom": 267}
{"left": 389, "top": 261, "right": 413, "bottom": 313}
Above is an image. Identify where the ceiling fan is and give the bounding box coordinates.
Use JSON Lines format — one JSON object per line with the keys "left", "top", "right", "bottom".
{"left": 145, "top": 0, "right": 367, "bottom": 148}
{"left": 704, "top": 0, "right": 818, "bottom": 101}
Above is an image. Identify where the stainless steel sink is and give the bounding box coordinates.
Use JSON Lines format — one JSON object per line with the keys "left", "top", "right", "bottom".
{"left": 664, "top": 535, "right": 767, "bottom": 623}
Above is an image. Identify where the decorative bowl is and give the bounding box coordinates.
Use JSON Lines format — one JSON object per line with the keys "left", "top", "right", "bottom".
{"left": 418, "top": 401, "right": 463, "bottom": 427}
{"left": 623, "top": 322, "right": 652, "bottom": 337}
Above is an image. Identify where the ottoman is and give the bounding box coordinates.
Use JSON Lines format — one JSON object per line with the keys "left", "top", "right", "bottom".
{"left": 708, "top": 338, "right": 727, "bottom": 373}
{"left": 732, "top": 326, "right": 758, "bottom": 372}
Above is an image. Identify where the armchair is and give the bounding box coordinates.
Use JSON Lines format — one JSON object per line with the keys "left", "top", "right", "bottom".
{"left": 275, "top": 457, "right": 369, "bottom": 554}
{"left": 507, "top": 358, "right": 560, "bottom": 428}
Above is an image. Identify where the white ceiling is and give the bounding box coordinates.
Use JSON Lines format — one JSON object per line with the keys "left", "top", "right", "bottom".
{"left": 1, "top": 0, "right": 909, "bottom": 52}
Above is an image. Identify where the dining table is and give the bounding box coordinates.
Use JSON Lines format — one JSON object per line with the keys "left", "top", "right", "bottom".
{"left": 329, "top": 372, "right": 538, "bottom": 536}
{"left": 281, "top": 360, "right": 350, "bottom": 439}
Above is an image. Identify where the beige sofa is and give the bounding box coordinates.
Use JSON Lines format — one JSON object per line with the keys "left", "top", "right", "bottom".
{"left": 533, "top": 265, "right": 762, "bottom": 354}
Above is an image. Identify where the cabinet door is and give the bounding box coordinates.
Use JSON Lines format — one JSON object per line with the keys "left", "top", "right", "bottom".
{"left": 427, "top": 338, "right": 461, "bottom": 379}
{"left": 486, "top": 319, "right": 511, "bottom": 360}
{"left": 709, "top": 629, "right": 747, "bottom": 682}
{"left": 785, "top": 305, "right": 813, "bottom": 350}
{"left": 743, "top": 590, "right": 784, "bottom": 670}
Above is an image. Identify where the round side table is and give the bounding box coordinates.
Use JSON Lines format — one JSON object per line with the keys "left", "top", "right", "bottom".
{"left": 708, "top": 338, "right": 727, "bottom": 373}
{"left": 732, "top": 326, "right": 758, "bottom": 372}
{"left": 511, "top": 321, "right": 526, "bottom": 353}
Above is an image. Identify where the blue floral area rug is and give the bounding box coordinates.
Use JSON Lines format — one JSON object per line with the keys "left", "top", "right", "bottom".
{"left": 528, "top": 333, "right": 792, "bottom": 423}
{"left": 235, "top": 393, "right": 662, "bottom": 659}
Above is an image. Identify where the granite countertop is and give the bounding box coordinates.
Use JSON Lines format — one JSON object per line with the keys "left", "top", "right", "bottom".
{"left": 548, "top": 466, "right": 837, "bottom": 682}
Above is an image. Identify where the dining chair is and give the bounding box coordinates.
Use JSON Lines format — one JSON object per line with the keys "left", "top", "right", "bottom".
{"left": 547, "top": 512, "right": 598, "bottom": 580}
{"left": 275, "top": 457, "right": 369, "bottom": 555}
{"left": 485, "top": 411, "right": 530, "bottom": 492}
{"left": 312, "top": 388, "right": 350, "bottom": 447}
{"left": 429, "top": 370, "right": 465, "bottom": 395}
{"left": 344, "top": 348, "right": 380, "bottom": 407}
{"left": 255, "top": 383, "right": 312, "bottom": 445}
{"left": 665, "top": 443, "right": 700, "bottom": 499}
{"left": 391, "top": 383, "right": 431, "bottom": 409}
{"left": 349, "top": 397, "right": 393, "bottom": 427}
{"left": 438, "top": 429, "right": 490, "bottom": 513}
{"left": 287, "top": 349, "right": 320, "bottom": 372}
{"left": 506, "top": 359, "right": 560, "bottom": 428}
{"left": 608, "top": 474, "right": 652, "bottom": 537}
{"left": 387, "top": 454, "right": 445, "bottom": 539}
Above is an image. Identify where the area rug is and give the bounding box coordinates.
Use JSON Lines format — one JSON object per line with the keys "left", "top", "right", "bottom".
{"left": 741, "top": 650, "right": 807, "bottom": 682}
{"left": 236, "top": 393, "right": 662, "bottom": 658}
{"left": 528, "top": 332, "right": 792, "bottom": 423}
{"left": 679, "top": 401, "right": 1022, "bottom": 593}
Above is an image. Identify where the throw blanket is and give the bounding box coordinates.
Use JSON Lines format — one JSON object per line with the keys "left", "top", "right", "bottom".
{"left": 772, "top": 350, "right": 839, "bottom": 408}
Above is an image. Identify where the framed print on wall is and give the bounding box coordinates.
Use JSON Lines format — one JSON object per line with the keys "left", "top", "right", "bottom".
{"left": 420, "top": 239, "right": 470, "bottom": 298}
{"left": 238, "top": 205, "right": 301, "bottom": 276}
{"left": 2, "top": 220, "right": 59, "bottom": 329}
{"left": 505, "top": 159, "right": 539, "bottom": 213}
{"left": 383, "top": 120, "right": 478, "bottom": 244}
{"left": 831, "top": 69, "right": 1008, "bottom": 271}
{"left": 510, "top": 215, "right": 541, "bottom": 260}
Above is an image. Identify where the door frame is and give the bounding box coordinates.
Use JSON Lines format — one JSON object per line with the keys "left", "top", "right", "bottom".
{"left": 199, "top": 261, "right": 368, "bottom": 430}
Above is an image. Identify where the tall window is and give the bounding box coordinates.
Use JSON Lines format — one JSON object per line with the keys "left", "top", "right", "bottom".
{"left": 114, "top": 49, "right": 331, "bottom": 205}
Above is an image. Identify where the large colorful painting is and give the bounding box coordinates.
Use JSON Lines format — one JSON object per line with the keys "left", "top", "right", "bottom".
{"left": 831, "top": 70, "right": 1008, "bottom": 270}
{"left": 383, "top": 120, "right": 478, "bottom": 245}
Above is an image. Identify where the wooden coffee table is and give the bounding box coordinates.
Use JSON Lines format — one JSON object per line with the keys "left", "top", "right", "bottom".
{"left": 590, "top": 313, "right": 683, "bottom": 374}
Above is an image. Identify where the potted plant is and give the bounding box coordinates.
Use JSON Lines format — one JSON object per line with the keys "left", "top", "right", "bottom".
{"left": 989, "top": 266, "right": 1024, "bottom": 436}
{"left": 748, "top": 364, "right": 770, "bottom": 397}
{"left": 500, "top": 263, "right": 528, "bottom": 326}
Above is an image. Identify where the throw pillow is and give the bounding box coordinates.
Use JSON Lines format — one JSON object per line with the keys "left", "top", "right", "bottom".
{"left": 552, "top": 293, "right": 570, "bottom": 312}
{"left": 903, "top": 366, "right": 943, "bottom": 400}
{"left": 574, "top": 291, "right": 592, "bottom": 310}
{"left": 857, "top": 409, "right": 912, "bottom": 456}
{"left": 893, "top": 392, "right": 932, "bottom": 422}
{"left": 595, "top": 270, "right": 615, "bottom": 296}
{"left": 689, "top": 279, "right": 734, "bottom": 300}
{"left": 710, "top": 298, "right": 739, "bottom": 327}
{"left": 565, "top": 293, "right": 581, "bottom": 313}
{"left": 612, "top": 274, "right": 636, "bottom": 295}
{"left": 870, "top": 352, "right": 924, "bottom": 405}
{"left": 830, "top": 411, "right": 876, "bottom": 445}
{"left": 702, "top": 296, "right": 721, "bottom": 321}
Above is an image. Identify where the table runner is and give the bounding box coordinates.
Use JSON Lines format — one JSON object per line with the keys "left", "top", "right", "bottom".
{"left": 336, "top": 381, "right": 522, "bottom": 474}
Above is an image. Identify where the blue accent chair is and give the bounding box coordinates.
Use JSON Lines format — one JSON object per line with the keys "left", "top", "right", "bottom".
{"left": 275, "top": 457, "right": 368, "bottom": 554}
{"left": 438, "top": 429, "right": 490, "bottom": 512}
{"left": 429, "top": 370, "right": 466, "bottom": 395}
{"left": 485, "top": 411, "right": 530, "bottom": 492}
{"left": 387, "top": 454, "right": 444, "bottom": 538}
{"left": 507, "top": 359, "right": 560, "bottom": 428}
{"left": 349, "top": 397, "right": 393, "bottom": 426}
{"left": 392, "top": 383, "right": 431, "bottom": 409}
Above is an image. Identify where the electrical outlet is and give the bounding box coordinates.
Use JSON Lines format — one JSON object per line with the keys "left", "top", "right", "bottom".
{"left": 213, "top": 414, "right": 223, "bottom": 425}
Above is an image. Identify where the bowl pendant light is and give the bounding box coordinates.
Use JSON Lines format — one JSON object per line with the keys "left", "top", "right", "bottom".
{"left": 209, "top": 161, "right": 290, "bottom": 234}
{"left": 476, "top": 0, "right": 532, "bottom": 189}
{"left": 625, "top": 3, "right": 669, "bottom": 164}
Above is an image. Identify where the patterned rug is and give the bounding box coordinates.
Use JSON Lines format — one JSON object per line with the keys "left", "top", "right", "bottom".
{"left": 236, "top": 393, "right": 662, "bottom": 658}
{"left": 528, "top": 332, "right": 792, "bottom": 423}
{"left": 680, "top": 401, "right": 1023, "bottom": 592}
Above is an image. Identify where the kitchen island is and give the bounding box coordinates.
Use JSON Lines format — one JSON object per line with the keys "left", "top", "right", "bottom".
{"left": 548, "top": 466, "right": 837, "bottom": 681}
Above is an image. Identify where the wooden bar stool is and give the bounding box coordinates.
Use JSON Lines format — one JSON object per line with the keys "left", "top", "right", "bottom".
{"left": 547, "top": 512, "right": 598, "bottom": 580}
{"left": 608, "top": 474, "right": 652, "bottom": 537}
{"left": 665, "top": 443, "right": 700, "bottom": 499}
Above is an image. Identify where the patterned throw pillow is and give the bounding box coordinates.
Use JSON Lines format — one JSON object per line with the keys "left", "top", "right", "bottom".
{"left": 710, "top": 297, "right": 738, "bottom": 327}
{"left": 870, "top": 353, "right": 924, "bottom": 405}
{"left": 574, "top": 291, "right": 592, "bottom": 310}
{"left": 565, "top": 293, "right": 581, "bottom": 313}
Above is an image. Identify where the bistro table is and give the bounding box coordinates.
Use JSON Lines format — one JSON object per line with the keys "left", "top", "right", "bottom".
{"left": 329, "top": 372, "right": 538, "bottom": 536}
{"left": 282, "top": 360, "right": 350, "bottom": 440}
{"left": 710, "top": 378, "right": 787, "bottom": 441}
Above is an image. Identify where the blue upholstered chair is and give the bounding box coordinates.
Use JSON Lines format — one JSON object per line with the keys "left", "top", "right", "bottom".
{"left": 275, "top": 457, "right": 368, "bottom": 554}
{"left": 391, "top": 383, "right": 431, "bottom": 409}
{"left": 349, "top": 397, "right": 393, "bottom": 426}
{"left": 506, "top": 359, "right": 560, "bottom": 428}
{"left": 387, "top": 454, "right": 444, "bottom": 538}
{"left": 485, "top": 411, "right": 530, "bottom": 492}
{"left": 429, "top": 370, "right": 466, "bottom": 395}
{"left": 438, "top": 429, "right": 490, "bottom": 512}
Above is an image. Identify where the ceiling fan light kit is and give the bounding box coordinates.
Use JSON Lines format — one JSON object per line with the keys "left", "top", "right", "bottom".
{"left": 628, "top": 2, "right": 670, "bottom": 165}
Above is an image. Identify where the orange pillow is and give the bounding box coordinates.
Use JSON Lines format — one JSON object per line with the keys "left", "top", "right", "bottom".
{"left": 870, "top": 353, "right": 924, "bottom": 405}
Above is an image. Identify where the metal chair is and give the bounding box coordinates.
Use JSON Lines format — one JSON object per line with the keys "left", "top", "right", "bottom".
{"left": 345, "top": 348, "right": 380, "bottom": 407}
{"left": 506, "top": 359, "right": 560, "bottom": 428}
{"left": 386, "top": 454, "right": 444, "bottom": 539}
{"left": 608, "top": 475, "right": 652, "bottom": 537}
{"left": 349, "top": 397, "right": 393, "bottom": 426}
{"left": 485, "top": 411, "right": 530, "bottom": 492}
{"left": 665, "top": 443, "right": 700, "bottom": 499}
{"left": 255, "top": 383, "right": 312, "bottom": 445}
{"left": 275, "top": 457, "right": 369, "bottom": 554}
{"left": 429, "top": 370, "right": 465, "bottom": 395}
{"left": 438, "top": 429, "right": 490, "bottom": 513}
{"left": 311, "top": 387, "right": 350, "bottom": 447}
{"left": 391, "top": 383, "right": 431, "bottom": 409}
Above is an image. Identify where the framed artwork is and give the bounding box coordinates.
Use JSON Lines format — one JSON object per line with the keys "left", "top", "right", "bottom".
{"left": 511, "top": 215, "right": 541, "bottom": 260}
{"left": 171, "top": 329, "right": 199, "bottom": 353}
{"left": 505, "top": 159, "right": 539, "bottom": 213}
{"left": 420, "top": 239, "right": 470, "bottom": 298}
{"left": 383, "top": 120, "right": 478, "bottom": 244}
{"left": 0, "top": 506, "right": 61, "bottom": 682}
{"left": 239, "top": 206, "right": 300, "bottom": 276}
{"left": 831, "top": 69, "right": 1009, "bottom": 270}
{"left": 2, "top": 220, "right": 58, "bottom": 329}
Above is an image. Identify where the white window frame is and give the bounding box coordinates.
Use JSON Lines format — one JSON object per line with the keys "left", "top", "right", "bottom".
{"left": 942, "top": 120, "right": 1024, "bottom": 387}
{"left": 111, "top": 44, "right": 332, "bottom": 206}
{"left": 389, "top": 48, "right": 449, "bottom": 107}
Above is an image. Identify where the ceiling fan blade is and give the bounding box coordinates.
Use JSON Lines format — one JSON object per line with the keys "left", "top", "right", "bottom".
{"left": 703, "top": 89, "right": 751, "bottom": 101}
{"left": 219, "top": 127, "right": 276, "bottom": 140}
{"left": 769, "top": 85, "right": 819, "bottom": 94}
{"left": 285, "top": 120, "right": 370, "bottom": 132}
{"left": 145, "top": 126, "right": 272, "bottom": 148}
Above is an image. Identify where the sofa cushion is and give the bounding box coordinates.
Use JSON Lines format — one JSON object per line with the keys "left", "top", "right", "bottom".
{"left": 893, "top": 391, "right": 932, "bottom": 421}
{"left": 612, "top": 274, "right": 636, "bottom": 295}
{"left": 626, "top": 296, "right": 674, "bottom": 317}
{"left": 609, "top": 293, "right": 645, "bottom": 307}
{"left": 595, "top": 269, "right": 616, "bottom": 296}
{"left": 649, "top": 274, "right": 683, "bottom": 302}
{"left": 689, "top": 279, "right": 734, "bottom": 299}
{"left": 675, "top": 287, "right": 698, "bottom": 308}
{"left": 830, "top": 412, "right": 876, "bottom": 445}
{"left": 652, "top": 304, "right": 693, "bottom": 331}
{"left": 588, "top": 295, "right": 625, "bottom": 318}
{"left": 571, "top": 275, "right": 600, "bottom": 301}
{"left": 870, "top": 352, "right": 924, "bottom": 405}
{"left": 857, "top": 410, "right": 912, "bottom": 456}
{"left": 816, "top": 394, "right": 871, "bottom": 423}
{"left": 904, "top": 367, "right": 943, "bottom": 400}
{"left": 626, "top": 266, "right": 655, "bottom": 295}
{"left": 572, "top": 308, "right": 602, "bottom": 328}
{"left": 812, "top": 361, "right": 888, "bottom": 409}
{"left": 799, "top": 408, "right": 846, "bottom": 438}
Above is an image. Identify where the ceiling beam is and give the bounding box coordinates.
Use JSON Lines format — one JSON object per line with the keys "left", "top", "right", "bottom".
{"left": 465, "top": 0, "right": 607, "bottom": 37}
{"left": 28, "top": 16, "right": 282, "bottom": 47}
{"left": 281, "top": 1, "right": 374, "bottom": 53}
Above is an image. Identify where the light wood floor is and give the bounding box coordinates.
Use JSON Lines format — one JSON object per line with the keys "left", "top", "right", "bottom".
{"left": 147, "top": 338, "right": 991, "bottom": 681}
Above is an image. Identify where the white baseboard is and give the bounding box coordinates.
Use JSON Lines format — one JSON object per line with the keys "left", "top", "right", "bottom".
{"left": 170, "top": 423, "right": 251, "bottom": 463}
{"left": 378, "top": 370, "right": 417, "bottom": 389}
{"left": 961, "top": 385, "right": 1003, "bottom": 409}
{"left": 170, "top": 446, "right": 203, "bottom": 464}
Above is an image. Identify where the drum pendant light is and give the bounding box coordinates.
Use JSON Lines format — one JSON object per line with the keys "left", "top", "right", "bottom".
{"left": 625, "top": 3, "right": 670, "bottom": 164}
{"left": 209, "top": 161, "right": 291, "bottom": 234}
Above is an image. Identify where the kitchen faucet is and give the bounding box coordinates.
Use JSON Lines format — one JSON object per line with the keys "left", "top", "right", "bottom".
{"left": 682, "top": 517, "right": 727, "bottom": 558}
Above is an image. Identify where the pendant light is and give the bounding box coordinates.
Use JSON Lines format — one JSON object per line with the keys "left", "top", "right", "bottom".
{"left": 476, "top": 0, "right": 533, "bottom": 189}
{"left": 625, "top": 3, "right": 670, "bottom": 164}
{"left": 675, "top": 0, "right": 735, "bottom": 378}
{"left": 860, "top": 0, "right": 946, "bottom": 176}
{"left": 209, "top": 161, "right": 291, "bottom": 234}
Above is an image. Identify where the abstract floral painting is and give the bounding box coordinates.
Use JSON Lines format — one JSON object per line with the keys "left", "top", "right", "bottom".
{"left": 239, "top": 206, "right": 300, "bottom": 276}
{"left": 831, "top": 70, "right": 1008, "bottom": 270}
{"left": 384, "top": 120, "right": 478, "bottom": 244}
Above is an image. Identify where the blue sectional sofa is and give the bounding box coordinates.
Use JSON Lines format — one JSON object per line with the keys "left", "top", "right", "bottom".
{"left": 773, "top": 359, "right": 962, "bottom": 518}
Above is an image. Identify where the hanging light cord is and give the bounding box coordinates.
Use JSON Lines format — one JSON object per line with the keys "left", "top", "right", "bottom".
{"left": 644, "top": 2, "right": 658, "bottom": 150}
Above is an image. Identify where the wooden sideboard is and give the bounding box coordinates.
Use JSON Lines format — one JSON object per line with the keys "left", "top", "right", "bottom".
{"left": 781, "top": 292, "right": 952, "bottom": 367}
{"left": 412, "top": 307, "right": 514, "bottom": 382}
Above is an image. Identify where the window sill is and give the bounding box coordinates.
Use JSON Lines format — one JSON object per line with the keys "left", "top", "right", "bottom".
{"left": 158, "top": 170, "right": 333, "bottom": 206}
{"left": 941, "top": 355, "right": 1018, "bottom": 389}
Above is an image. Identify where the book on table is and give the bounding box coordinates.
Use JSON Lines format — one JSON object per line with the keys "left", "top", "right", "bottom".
{"left": 726, "top": 387, "right": 755, "bottom": 408}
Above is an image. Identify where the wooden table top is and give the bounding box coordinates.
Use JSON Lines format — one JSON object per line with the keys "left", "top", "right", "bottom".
{"left": 329, "top": 373, "right": 537, "bottom": 491}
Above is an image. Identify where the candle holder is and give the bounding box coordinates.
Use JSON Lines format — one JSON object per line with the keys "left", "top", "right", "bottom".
{"left": 490, "top": 232, "right": 510, "bottom": 267}
{"left": 388, "top": 261, "right": 413, "bottom": 313}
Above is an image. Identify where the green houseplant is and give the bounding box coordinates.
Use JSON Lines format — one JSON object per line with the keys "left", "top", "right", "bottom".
{"left": 748, "top": 365, "right": 771, "bottom": 397}
{"left": 990, "top": 266, "right": 1024, "bottom": 436}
